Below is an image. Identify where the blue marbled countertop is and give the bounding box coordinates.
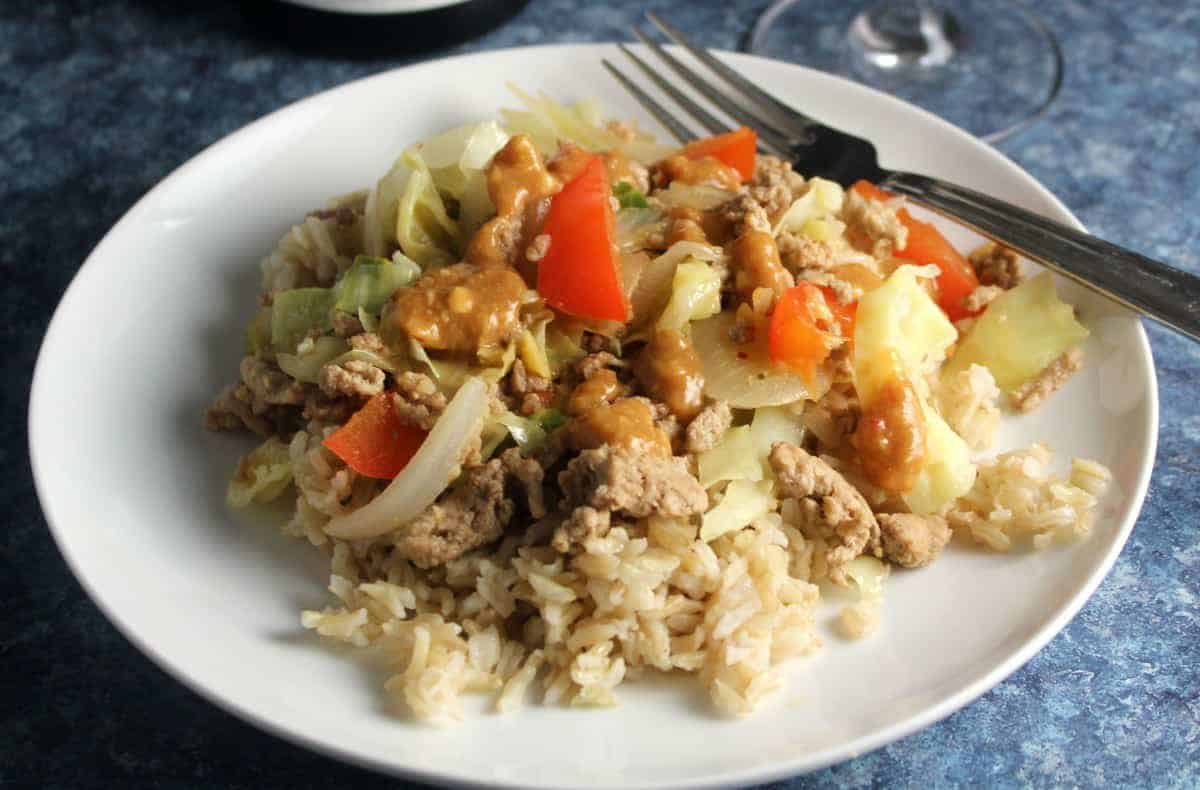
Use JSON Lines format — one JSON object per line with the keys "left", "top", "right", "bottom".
{"left": 2, "top": 0, "right": 1197, "bottom": 787}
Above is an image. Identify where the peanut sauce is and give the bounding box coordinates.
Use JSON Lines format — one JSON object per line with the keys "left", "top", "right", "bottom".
{"left": 466, "top": 134, "right": 560, "bottom": 268}
{"left": 570, "top": 397, "right": 672, "bottom": 457}
{"left": 634, "top": 329, "right": 705, "bottom": 421}
{"left": 731, "top": 229, "right": 794, "bottom": 303}
{"left": 852, "top": 376, "right": 928, "bottom": 492}
{"left": 567, "top": 368, "right": 624, "bottom": 415}
{"left": 654, "top": 153, "right": 742, "bottom": 191}
{"left": 385, "top": 263, "right": 526, "bottom": 352}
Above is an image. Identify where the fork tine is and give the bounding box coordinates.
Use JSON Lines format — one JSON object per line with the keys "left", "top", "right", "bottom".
{"left": 632, "top": 25, "right": 797, "bottom": 153}
{"left": 601, "top": 60, "right": 694, "bottom": 145}
{"left": 620, "top": 39, "right": 728, "bottom": 138}
{"left": 647, "top": 12, "right": 817, "bottom": 138}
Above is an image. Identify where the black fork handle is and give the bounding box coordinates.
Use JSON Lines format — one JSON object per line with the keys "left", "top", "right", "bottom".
{"left": 884, "top": 172, "right": 1200, "bottom": 342}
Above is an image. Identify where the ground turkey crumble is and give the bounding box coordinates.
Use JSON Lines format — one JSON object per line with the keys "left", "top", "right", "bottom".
{"left": 1010, "top": 347, "right": 1084, "bottom": 412}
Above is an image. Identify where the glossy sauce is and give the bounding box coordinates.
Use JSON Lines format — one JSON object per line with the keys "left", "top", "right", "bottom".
{"left": 731, "top": 230, "right": 793, "bottom": 303}
{"left": 466, "top": 134, "right": 560, "bottom": 268}
{"left": 852, "top": 376, "right": 928, "bottom": 492}
{"left": 386, "top": 263, "right": 527, "bottom": 352}
{"left": 654, "top": 154, "right": 742, "bottom": 191}
{"left": 570, "top": 397, "right": 672, "bottom": 457}
{"left": 567, "top": 368, "right": 623, "bottom": 415}
{"left": 634, "top": 329, "right": 705, "bottom": 421}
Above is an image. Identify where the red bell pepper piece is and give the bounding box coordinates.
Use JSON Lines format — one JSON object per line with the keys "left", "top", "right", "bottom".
{"left": 536, "top": 156, "right": 630, "bottom": 322}
{"left": 768, "top": 283, "right": 840, "bottom": 382}
{"left": 682, "top": 127, "right": 758, "bottom": 182}
{"left": 851, "top": 180, "right": 981, "bottom": 321}
{"left": 323, "top": 392, "right": 427, "bottom": 480}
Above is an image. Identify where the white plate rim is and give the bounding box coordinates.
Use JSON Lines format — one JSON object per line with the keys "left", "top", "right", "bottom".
{"left": 29, "top": 43, "right": 1159, "bottom": 789}
{"left": 278, "top": 0, "right": 478, "bottom": 15}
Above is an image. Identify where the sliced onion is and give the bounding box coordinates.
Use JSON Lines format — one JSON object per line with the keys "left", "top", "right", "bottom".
{"left": 691, "top": 313, "right": 830, "bottom": 409}
{"left": 324, "top": 376, "right": 489, "bottom": 540}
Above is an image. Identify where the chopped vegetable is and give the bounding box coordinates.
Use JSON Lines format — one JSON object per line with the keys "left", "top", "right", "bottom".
{"left": 324, "top": 377, "right": 489, "bottom": 540}
{"left": 768, "top": 284, "right": 840, "bottom": 383}
{"left": 332, "top": 254, "right": 420, "bottom": 316}
{"left": 851, "top": 180, "right": 980, "bottom": 320}
{"left": 614, "top": 206, "right": 667, "bottom": 254}
{"left": 905, "top": 399, "right": 976, "bottom": 514}
{"left": 697, "top": 425, "right": 762, "bottom": 487}
{"left": 395, "top": 151, "right": 460, "bottom": 267}
{"left": 775, "top": 177, "right": 845, "bottom": 235}
{"left": 277, "top": 336, "right": 349, "bottom": 384}
{"left": 944, "top": 272, "right": 1089, "bottom": 392}
{"left": 419, "top": 121, "right": 510, "bottom": 238}
{"left": 692, "top": 312, "right": 830, "bottom": 408}
{"left": 656, "top": 259, "right": 722, "bottom": 331}
{"left": 749, "top": 406, "right": 805, "bottom": 470}
{"left": 537, "top": 156, "right": 630, "bottom": 322}
{"left": 245, "top": 307, "right": 272, "bottom": 354}
{"left": 323, "top": 392, "right": 428, "bottom": 480}
{"left": 700, "top": 479, "right": 775, "bottom": 542}
{"left": 501, "top": 87, "right": 672, "bottom": 163}
{"left": 270, "top": 288, "right": 334, "bottom": 353}
{"left": 227, "top": 437, "right": 293, "bottom": 508}
{"left": 681, "top": 127, "right": 757, "bottom": 181}
{"left": 650, "top": 181, "right": 736, "bottom": 211}
{"left": 613, "top": 181, "right": 649, "bottom": 209}
{"left": 517, "top": 327, "right": 553, "bottom": 380}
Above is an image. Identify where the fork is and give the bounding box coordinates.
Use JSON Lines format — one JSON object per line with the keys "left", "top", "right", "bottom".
{"left": 604, "top": 14, "right": 1200, "bottom": 343}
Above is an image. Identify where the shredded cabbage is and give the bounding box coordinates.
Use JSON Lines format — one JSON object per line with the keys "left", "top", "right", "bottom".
{"left": 277, "top": 336, "right": 349, "bottom": 383}
{"left": 615, "top": 207, "right": 666, "bottom": 254}
{"left": 332, "top": 254, "right": 419, "bottom": 316}
{"left": 652, "top": 181, "right": 736, "bottom": 211}
{"left": 270, "top": 288, "right": 334, "bottom": 353}
{"left": 227, "top": 437, "right": 293, "bottom": 508}
{"left": 501, "top": 86, "right": 671, "bottom": 162}
{"left": 750, "top": 406, "right": 806, "bottom": 469}
{"left": 495, "top": 411, "right": 548, "bottom": 451}
{"left": 656, "top": 259, "right": 722, "bottom": 331}
{"left": 418, "top": 121, "right": 510, "bottom": 239}
{"left": 245, "top": 307, "right": 272, "bottom": 354}
{"left": 545, "top": 325, "right": 585, "bottom": 375}
{"left": 944, "top": 272, "right": 1089, "bottom": 392}
{"left": 775, "top": 177, "right": 844, "bottom": 235}
{"left": 700, "top": 479, "right": 776, "bottom": 543}
{"left": 518, "top": 325, "right": 552, "bottom": 380}
{"left": 697, "top": 426, "right": 762, "bottom": 487}
{"left": 395, "top": 150, "right": 460, "bottom": 267}
{"left": 629, "top": 241, "right": 725, "bottom": 327}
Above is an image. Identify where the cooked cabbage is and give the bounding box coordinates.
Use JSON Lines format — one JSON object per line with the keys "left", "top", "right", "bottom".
{"left": 395, "top": 151, "right": 460, "bottom": 267}
{"left": 501, "top": 86, "right": 671, "bottom": 162}
{"left": 270, "top": 288, "right": 334, "bottom": 353}
{"left": 775, "top": 177, "right": 844, "bottom": 235}
{"left": 651, "top": 181, "right": 736, "bottom": 211}
{"left": 697, "top": 426, "right": 762, "bottom": 487}
{"left": 418, "top": 121, "right": 510, "bottom": 239}
{"left": 615, "top": 207, "right": 666, "bottom": 254}
{"left": 904, "top": 400, "right": 977, "bottom": 515}
{"left": 277, "top": 336, "right": 348, "bottom": 383}
{"left": 629, "top": 241, "right": 725, "bottom": 327}
{"left": 656, "top": 259, "right": 722, "bottom": 332}
{"left": 332, "top": 254, "right": 419, "bottom": 315}
{"left": 750, "top": 406, "right": 806, "bottom": 468}
{"left": 692, "top": 313, "right": 829, "bottom": 409}
{"left": 227, "top": 437, "right": 293, "bottom": 508}
{"left": 944, "top": 272, "right": 1089, "bottom": 392}
{"left": 700, "top": 479, "right": 776, "bottom": 543}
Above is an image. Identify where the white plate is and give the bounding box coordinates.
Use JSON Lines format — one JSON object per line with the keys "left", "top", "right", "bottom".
{"left": 30, "top": 44, "right": 1157, "bottom": 789}
{"left": 279, "top": 0, "right": 476, "bottom": 15}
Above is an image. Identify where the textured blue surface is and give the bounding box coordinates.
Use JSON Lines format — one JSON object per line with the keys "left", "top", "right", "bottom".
{"left": 2, "top": 1, "right": 1197, "bottom": 787}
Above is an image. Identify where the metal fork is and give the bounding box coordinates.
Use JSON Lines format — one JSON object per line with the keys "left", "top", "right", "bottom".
{"left": 604, "top": 14, "right": 1200, "bottom": 343}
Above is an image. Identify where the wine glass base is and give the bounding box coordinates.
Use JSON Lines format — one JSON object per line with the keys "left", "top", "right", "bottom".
{"left": 749, "top": 0, "right": 1062, "bottom": 143}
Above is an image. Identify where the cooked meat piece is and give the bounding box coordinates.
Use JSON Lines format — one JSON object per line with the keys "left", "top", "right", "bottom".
{"left": 240, "top": 355, "right": 306, "bottom": 407}
{"left": 394, "top": 446, "right": 548, "bottom": 568}
{"left": 392, "top": 371, "right": 447, "bottom": 430}
{"left": 330, "top": 310, "right": 365, "bottom": 338}
{"left": 1009, "top": 347, "right": 1084, "bottom": 413}
{"left": 777, "top": 232, "right": 836, "bottom": 274}
{"left": 795, "top": 269, "right": 859, "bottom": 305}
{"left": 551, "top": 506, "right": 612, "bottom": 553}
{"left": 303, "top": 390, "right": 359, "bottom": 424}
{"left": 318, "top": 359, "right": 385, "bottom": 400}
{"left": 717, "top": 192, "right": 772, "bottom": 236}
{"left": 769, "top": 442, "right": 881, "bottom": 585}
{"left": 576, "top": 351, "right": 624, "bottom": 380}
{"left": 745, "top": 154, "right": 806, "bottom": 223}
{"left": 842, "top": 188, "right": 908, "bottom": 259}
{"left": 499, "top": 447, "right": 546, "bottom": 520}
{"left": 878, "top": 513, "right": 951, "bottom": 569}
{"left": 385, "top": 263, "right": 527, "bottom": 353}
{"left": 507, "top": 359, "right": 554, "bottom": 416}
{"left": 684, "top": 400, "right": 732, "bottom": 453}
{"left": 205, "top": 384, "right": 283, "bottom": 436}
{"left": 961, "top": 284, "right": 1003, "bottom": 314}
{"left": 558, "top": 446, "right": 708, "bottom": 520}
{"left": 466, "top": 134, "right": 561, "bottom": 268}
{"left": 348, "top": 332, "right": 385, "bottom": 353}
{"left": 569, "top": 397, "right": 673, "bottom": 457}
{"left": 396, "top": 461, "right": 512, "bottom": 569}
{"left": 968, "top": 241, "right": 1023, "bottom": 289}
